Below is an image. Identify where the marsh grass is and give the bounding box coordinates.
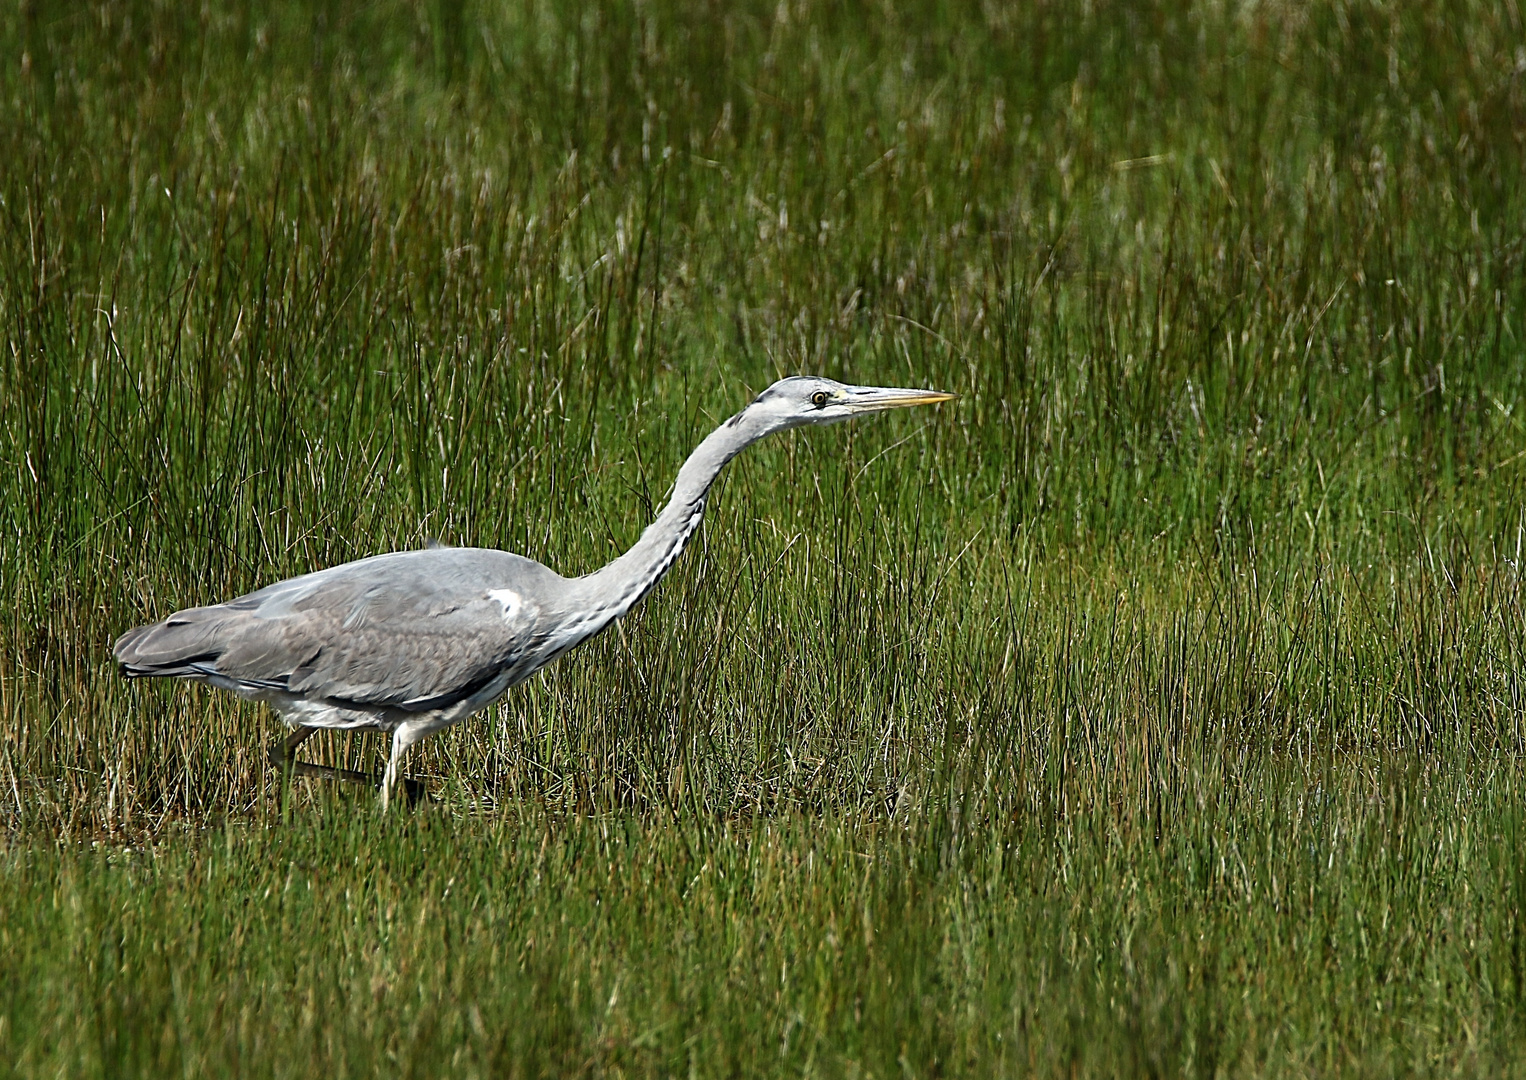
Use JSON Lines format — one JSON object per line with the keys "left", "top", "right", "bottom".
{"left": 2, "top": 0, "right": 1525, "bottom": 1074}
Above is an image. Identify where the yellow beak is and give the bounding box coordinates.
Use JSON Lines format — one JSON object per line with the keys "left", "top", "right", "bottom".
{"left": 844, "top": 386, "right": 958, "bottom": 412}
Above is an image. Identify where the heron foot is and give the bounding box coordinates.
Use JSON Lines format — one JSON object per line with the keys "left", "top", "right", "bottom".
{"left": 268, "top": 726, "right": 426, "bottom": 804}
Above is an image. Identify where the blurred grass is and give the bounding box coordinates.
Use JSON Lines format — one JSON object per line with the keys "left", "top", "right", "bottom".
{"left": 4, "top": 771, "right": 1524, "bottom": 1077}
{"left": 1, "top": 0, "right": 1525, "bottom": 1074}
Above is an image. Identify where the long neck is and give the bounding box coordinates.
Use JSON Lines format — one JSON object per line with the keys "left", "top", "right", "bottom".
{"left": 576, "top": 409, "right": 764, "bottom": 620}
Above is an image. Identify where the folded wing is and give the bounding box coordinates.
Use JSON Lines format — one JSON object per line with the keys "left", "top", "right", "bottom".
{"left": 114, "top": 549, "right": 563, "bottom": 712}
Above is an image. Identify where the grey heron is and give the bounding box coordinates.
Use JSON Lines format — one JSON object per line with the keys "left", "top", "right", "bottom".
{"left": 114, "top": 376, "right": 955, "bottom": 808}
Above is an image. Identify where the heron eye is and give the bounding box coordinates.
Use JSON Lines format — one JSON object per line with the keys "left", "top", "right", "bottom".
{"left": 811, "top": 391, "right": 830, "bottom": 407}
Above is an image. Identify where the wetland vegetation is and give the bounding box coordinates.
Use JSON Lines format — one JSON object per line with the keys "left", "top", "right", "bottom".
{"left": 2, "top": 0, "right": 1525, "bottom": 1074}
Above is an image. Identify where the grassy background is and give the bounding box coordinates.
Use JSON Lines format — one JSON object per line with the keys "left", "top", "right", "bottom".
{"left": 3, "top": 0, "right": 1526, "bottom": 1074}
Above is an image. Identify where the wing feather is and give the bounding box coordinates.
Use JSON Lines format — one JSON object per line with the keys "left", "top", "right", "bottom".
{"left": 114, "top": 549, "right": 564, "bottom": 711}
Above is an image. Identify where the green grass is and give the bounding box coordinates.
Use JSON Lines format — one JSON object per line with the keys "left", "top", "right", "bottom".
{"left": 3, "top": 0, "right": 1526, "bottom": 1074}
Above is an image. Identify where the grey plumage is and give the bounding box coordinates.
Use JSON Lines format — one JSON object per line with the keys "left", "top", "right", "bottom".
{"left": 117, "top": 550, "right": 564, "bottom": 711}
{"left": 114, "top": 376, "right": 955, "bottom": 807}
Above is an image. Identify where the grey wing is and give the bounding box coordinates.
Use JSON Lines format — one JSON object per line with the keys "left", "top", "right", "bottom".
{"left": 114, "top": 549, "right": 564, "bottom": 711}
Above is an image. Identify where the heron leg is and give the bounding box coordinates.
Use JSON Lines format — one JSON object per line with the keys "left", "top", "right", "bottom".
{"left": 270, "top": 725, "right": 319, "bottom": 764}
{"left": 268, "top": 725, "right": 391, "bottom": 788}
{"left": 380, "top": 723, "right": 429, "bottom": 812}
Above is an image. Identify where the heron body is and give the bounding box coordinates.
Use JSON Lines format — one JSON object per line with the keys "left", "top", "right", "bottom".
{"left": 114, "top": 376, "right": 954, "bottom": 807}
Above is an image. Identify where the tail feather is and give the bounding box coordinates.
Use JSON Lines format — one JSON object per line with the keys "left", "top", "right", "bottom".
{"left": 114, "top": 607, "right": 231, "bottom": 678}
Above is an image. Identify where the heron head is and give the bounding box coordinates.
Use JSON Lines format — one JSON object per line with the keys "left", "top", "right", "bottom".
{"left": 745, "top": 375, "right": 956, "bottom": 431}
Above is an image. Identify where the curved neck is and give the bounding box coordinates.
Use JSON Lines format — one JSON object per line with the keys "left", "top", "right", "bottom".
{"left": 577, "top": 409, "right": 766, "bottom": 619}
